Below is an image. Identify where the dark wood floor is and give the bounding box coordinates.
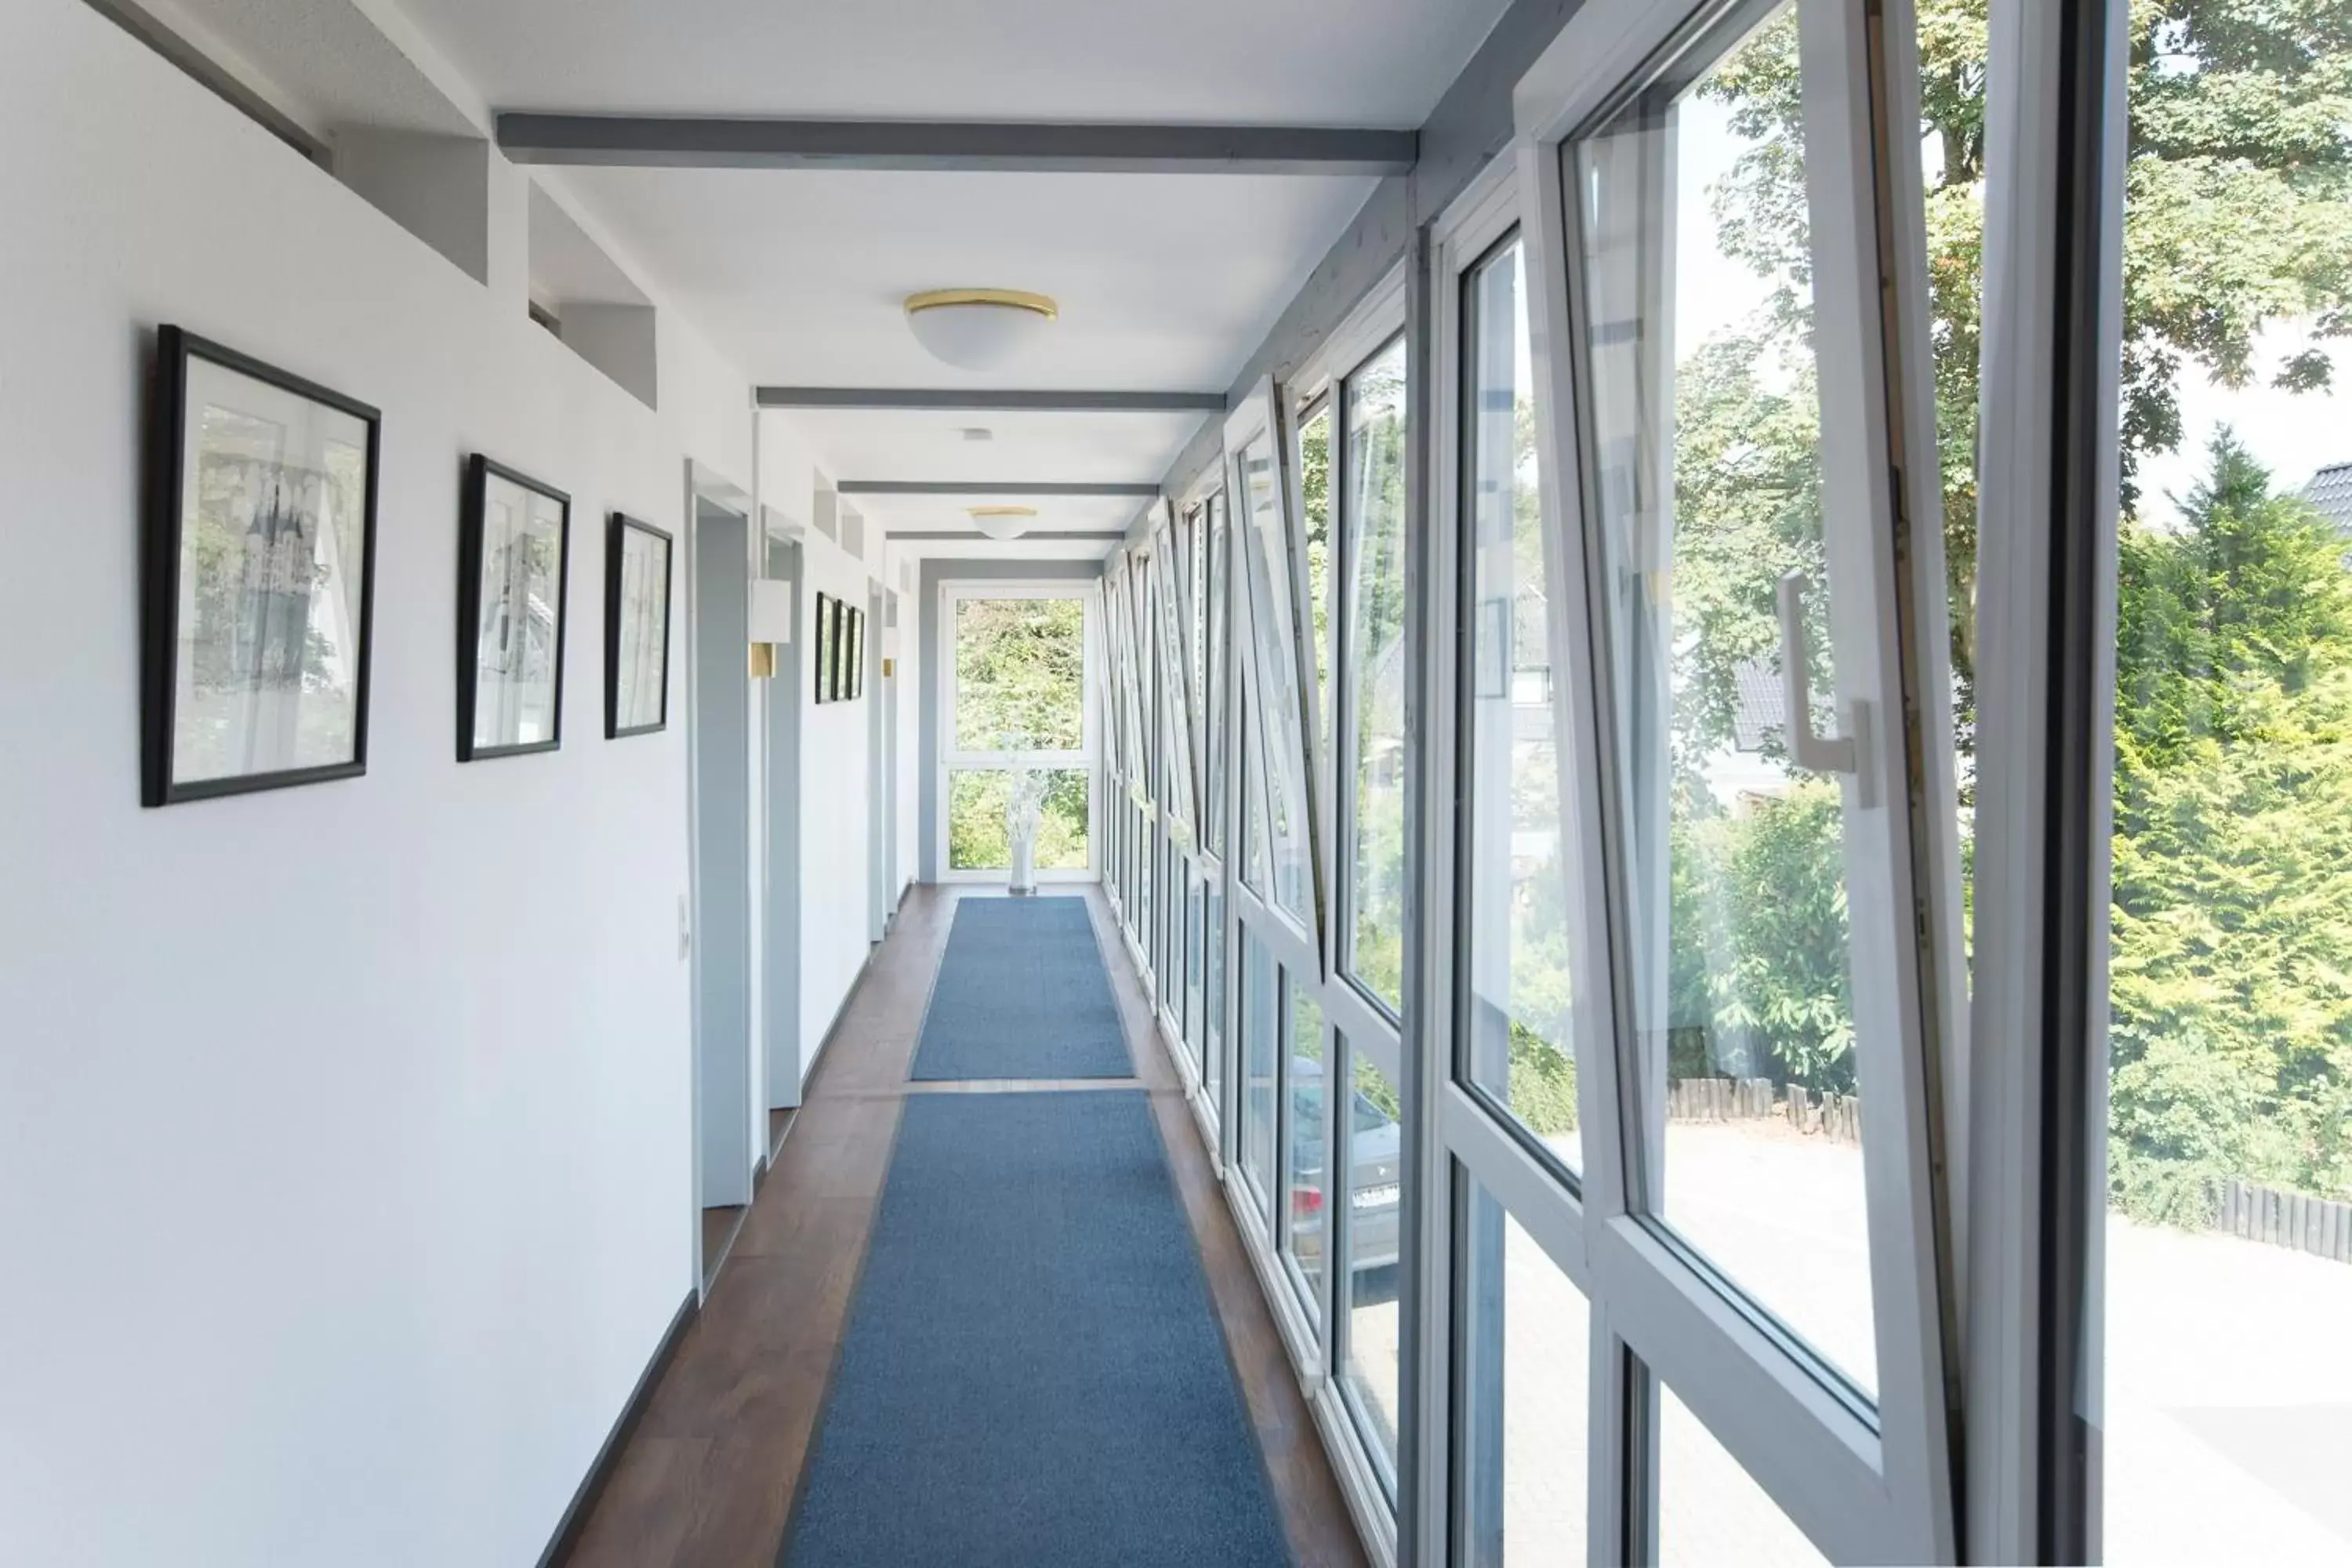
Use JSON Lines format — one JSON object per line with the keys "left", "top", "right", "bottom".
{"left": 557, "top": 884, "right": 1369, "bottom": 1568}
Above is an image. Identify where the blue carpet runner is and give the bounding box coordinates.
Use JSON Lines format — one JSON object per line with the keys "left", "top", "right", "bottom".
{"left": 907, "top": 895, "right": 1132, "bottom": 1080}
{"left": 778, "top": 1091, "right": 1293, "bottom": 1567}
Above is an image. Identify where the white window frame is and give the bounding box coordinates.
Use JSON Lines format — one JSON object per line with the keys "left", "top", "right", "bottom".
{"left": 935, "top": 578, "right": 1102, "bottom": 884}
{"left": 1490, "top": 0, "right": 1966, "bottom": 1559}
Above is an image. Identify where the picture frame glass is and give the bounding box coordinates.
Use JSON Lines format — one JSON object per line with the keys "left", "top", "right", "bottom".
{"left": 815, "top": 593, "right": 835, "bottom": 702}
{"left": 612, "top": 522, "right": 670, "bottom": 732}
{"left": 172, "top": 353, "right": 372, "bottom": 786}
{"left": 471, "top": 469, "right": 566, "bottom": 750}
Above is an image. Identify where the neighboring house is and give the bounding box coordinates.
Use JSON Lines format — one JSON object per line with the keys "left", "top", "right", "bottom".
{"left": 2307, "top": 459, "right": 2352, "bottom": 532}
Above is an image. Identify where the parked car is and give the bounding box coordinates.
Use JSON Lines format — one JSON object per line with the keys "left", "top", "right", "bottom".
{"left": 1285, "top": 1056, "right": 1401, "bottom": 1284}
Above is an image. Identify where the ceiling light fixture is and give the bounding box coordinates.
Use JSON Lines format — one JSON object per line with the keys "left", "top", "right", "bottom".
{"left": 904, "top": 289, "right": 1058, "bottom": 372}
{"left": 967, "top": 505, "right": 1037, "bottom": 542}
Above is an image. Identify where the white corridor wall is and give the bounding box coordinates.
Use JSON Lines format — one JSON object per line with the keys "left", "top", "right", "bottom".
{"left": 0, "top": 3, "right": 753, "bottom": 1564}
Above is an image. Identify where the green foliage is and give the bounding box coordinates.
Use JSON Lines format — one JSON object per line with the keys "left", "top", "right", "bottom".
{"left": 954, "top": 597, "right": 1086, "bottom": 752}
{"left": 948, "top": 768, "right": 1089, "bottom": 873}
{"left": 1299, "top": 406, "right": 1333, "bottom": 745}
{"left": 1693, "top": 0, "right": 2352, "bottom": 748}
{"left": 2107, "top": 436, "right": 2352, "bottom": 1215}
{"left": 1507, "top": 1019, "right": 1581, "bottom": 1137}
{"left": 1669, "top": 781, "right": 1857, "bottom": 1094}
{"left": 1675, "top": 2, "right": 2352, "bottom": 1225}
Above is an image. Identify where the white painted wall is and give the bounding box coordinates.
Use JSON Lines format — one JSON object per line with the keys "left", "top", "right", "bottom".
{"left": 756, "top": 415, "right": 877, "bottom": 1080}
{"left": 0, "top": 5, "right": 753, "bottom": 1563}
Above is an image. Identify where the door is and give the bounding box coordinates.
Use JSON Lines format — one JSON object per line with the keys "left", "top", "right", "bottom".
{"left": 691, "top": 495, "right": 754, "bottom": 1225}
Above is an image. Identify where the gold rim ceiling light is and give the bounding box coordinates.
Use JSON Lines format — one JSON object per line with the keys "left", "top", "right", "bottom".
{"left": 904, "top": 289, "right": 1059, "bottom": 319}
{"left": 967, "top": 506, "right": 1040, "bottom": 518}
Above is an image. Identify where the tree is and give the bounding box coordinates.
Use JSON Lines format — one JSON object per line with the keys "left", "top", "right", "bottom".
{"left": 1690, "top": 0, "right": 2352, "bottom": 750}
{"left": 2107, "top": 435, "right": 2352, "bottom": 1217}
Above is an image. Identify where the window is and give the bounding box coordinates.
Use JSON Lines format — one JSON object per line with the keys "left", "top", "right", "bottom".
{"left": 2095, "top": 6, "right": 2352, "bottom": 1558}
{"left": 1457, "top": 1175, "right": 1590, "bottom": 1566}
{"left": 1340, "top": 1048, "right": 1405, "bottom": 1483}
{"left": 1458, "top": 235, "right": 1582, "bottom": 1175}
{"left": 1236, "top": 428, "right": 1319, "bottom": 929}
{"left": 1204, "top": 882, "right": 1227, "bottom": 1112}
{"left": 1205, "top": 491, "right": 1230, "bottom": 858}
{"left": 1568, "top": 0, "right": 1877, "bottom": 1393}
{"left": 1343, "top": 337, "right": 1410, "bottom": 1013}
{"left": 1298, "top": 397, "right": 1334, "bottom": 757}
{"left": 942, "top": 588, "right": 1094, "bottom": 880}
{"left": 946, "top": 769, "right": 1088, "bottom": 873}
{"left": 954, "top": 597, "right": 1083, "bottom": 752}
{"left": 1657, "top": 1382, "right": 1823, "bottom": 1566}
{"left": 1239, "top": 928, "right": 1279, "bottom": 1224}
{"left": 1284, "top": 977, "right": 1327, "bottom": 1316}
{"left": 1185, "top": 873, "right": 1206, "bottom": 1071}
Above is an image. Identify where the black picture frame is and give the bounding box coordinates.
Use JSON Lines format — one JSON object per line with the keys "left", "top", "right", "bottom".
{"left": 604, "top": 513, "right": 673, "bottom": 739}
{"left": 813, "top": 591, "right": 835, "bottom": 704}
{"left": 848, "top": 606, "right": 866, "bottom": 700}
{"left": 142, "top": 325, "right": 382, "bottom": 808}
{"left": 457, "top": 452, "right": 572, "bottom": 761}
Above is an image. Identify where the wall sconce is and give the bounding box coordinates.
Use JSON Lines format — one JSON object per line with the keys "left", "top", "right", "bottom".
{"left": 881, "top": 624, "right": 901, "bottom": 679}
{"left": 748, "top": 578, "right": 794, "bottom": 678}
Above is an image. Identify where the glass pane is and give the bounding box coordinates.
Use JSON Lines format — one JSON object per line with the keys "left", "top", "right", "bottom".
{"left": 1659, "top": 1381, "right": 1824, "bottom": 1566}
{"left": 1154, "top": 540, "right": 1199, "bottom": 836}
{"left": 1341, "top": 1049, "right": 1405, "bottom": 1483}
{"left": 1572, "top": 1, "right": 1876, "bottom": 1392}
{"left": 1205, "top": 883, "right": 1227, "bottom": 1109}
{"left": 1457, "top": 1173, "right": 1590, "bottom": 1566}
{"left": 2100, "top": 5, "right": 2352, "bottom": 1558}
{"left": 946, "top": 768, "right": 1088, "bottom": 872}
{"left": 1238, "top": 429, "right": 1319, "bottom": 927}
{"left": 1299, "top": 399, "right": 1334, "bottom": 757}
{"left": 954, "top": 597, "right": 1084, "bottom": 753}
{"left": 1240, "top": 682, "right": 1272, "bottom": 895}
{"left": 1207, "top": 492, "right": 1230, "bottom": 856}
{"left": 1185, "top": 874, "right": 1207, "bottom": 1065}
{"left": 1286, "top": 976, "right": 1327, "bottom": 1315}
{"left": 1461, "top": 237, "right": 1582, "bottom": 1170}
{"left": 1344, "top": 339, "right": 1410, "bottom": 1011}
{"left": 1239, "top": 928, "right": 1279, "bottom": 1222}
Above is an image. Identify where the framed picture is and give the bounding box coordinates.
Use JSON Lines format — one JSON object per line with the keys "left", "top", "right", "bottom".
{"left": 143, "top": 326, "right": 380, "bottom": 806}
{"left": 813, "top": 592, "right": 835, "bottom": 703}
{"left": 837, "top": 597, "right": 856, "bottom": 700}
{"left": 459, "top": 453, "right": 571, "bottom": 760}
{"left": 605, "top": 514, "right": 673, "bottom": 739}
{"left": 848, "top": 606, "right": 866, "bottom": 699}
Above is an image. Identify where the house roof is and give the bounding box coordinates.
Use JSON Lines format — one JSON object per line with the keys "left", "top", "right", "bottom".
{"left": 2306, "top": 461, "right": 2352, "bottom": 531}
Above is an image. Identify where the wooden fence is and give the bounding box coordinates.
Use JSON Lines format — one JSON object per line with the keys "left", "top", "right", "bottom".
{"left": 2212, "top": 1178, "right": 2352, "bottom": 1265}
{"left": 1664, "top": 1076, "right": 1862, "bottom": 1146}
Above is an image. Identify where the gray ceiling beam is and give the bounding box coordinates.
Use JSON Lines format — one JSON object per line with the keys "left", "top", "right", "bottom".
{"left": 495, "top": 114, "right": 1417, "bottom": 176}
{"left": 757, "top": 387, "right": 1225, "bottom": 414}
{"left": 839, "top": 481, "right": 1161, "bottom": 498}
{"left": 883, "top": 529, "right": 1128, "bottom": 541}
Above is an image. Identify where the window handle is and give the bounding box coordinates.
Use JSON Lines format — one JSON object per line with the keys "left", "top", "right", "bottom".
{"left": 1776, "top": 571, "right": 1872, "bottom": 805}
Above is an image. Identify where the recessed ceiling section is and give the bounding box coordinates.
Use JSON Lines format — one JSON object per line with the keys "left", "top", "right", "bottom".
{"left": 399, "top": 0, "right": 1513, "bottom": 125}
{"left": 543, "top": 166, "right": 1376, "bottom": 387}
{"left": 851, "top": 491, "right": 1143, "bottom": 536}
{"left": 781, "top": 408, "right": 1204, "bottom": 487}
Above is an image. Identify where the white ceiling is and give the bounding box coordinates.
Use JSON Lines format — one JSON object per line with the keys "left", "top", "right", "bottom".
{"left": 149, "top": 0, "right": 1514, "bottom": 558}
{"left": 546, "top": 167, "right": 1377, "bottom": 390}
{"left": 397, "top": 0, "right": 1512, "bottom": 125}
{"left": 779, "top": 409, "right": 1202, "bottom": 485}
